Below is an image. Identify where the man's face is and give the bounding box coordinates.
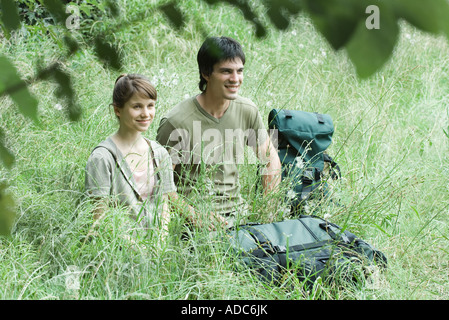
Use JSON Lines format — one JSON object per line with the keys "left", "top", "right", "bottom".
{"left": 203, "top": 57, "right": 244, "bottom": 101}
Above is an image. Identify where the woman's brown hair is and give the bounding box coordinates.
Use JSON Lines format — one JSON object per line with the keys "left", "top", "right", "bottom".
{"left": 112, "top": 73, "right": 157, "bottom": 108}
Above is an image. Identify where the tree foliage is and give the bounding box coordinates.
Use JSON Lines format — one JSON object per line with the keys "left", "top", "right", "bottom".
{"left": 1, "top": 0, "right": 449, "bottom": 235}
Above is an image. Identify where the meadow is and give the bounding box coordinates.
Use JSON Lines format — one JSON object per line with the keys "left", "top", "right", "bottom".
{"left": 1, "top": 0, "right": 449, "bottom": 300}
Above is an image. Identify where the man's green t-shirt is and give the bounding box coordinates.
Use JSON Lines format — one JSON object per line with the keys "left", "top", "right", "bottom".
{"left": 156, "top": 95, "right": 268, "bottom": 215}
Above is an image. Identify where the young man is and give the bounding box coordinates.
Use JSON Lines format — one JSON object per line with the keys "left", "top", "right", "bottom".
{"left": 156, "top": 36, "right": 281, "bottom": 228}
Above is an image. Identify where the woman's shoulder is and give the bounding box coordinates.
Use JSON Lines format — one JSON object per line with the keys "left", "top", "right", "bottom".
{"left": 88, "top": 137, "right": 118, "bottom": 161}
{"left": 146, "top": 138, "right": 169, "bottom": 157}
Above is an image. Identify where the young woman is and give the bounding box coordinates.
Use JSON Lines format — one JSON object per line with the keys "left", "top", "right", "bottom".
{"left": 85, "top": 74, "right": 176, "bottom": 240}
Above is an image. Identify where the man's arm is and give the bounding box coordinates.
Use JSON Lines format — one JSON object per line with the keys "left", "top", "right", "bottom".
{"left": 256, "top": 137, "right": 282, "bottom": 195}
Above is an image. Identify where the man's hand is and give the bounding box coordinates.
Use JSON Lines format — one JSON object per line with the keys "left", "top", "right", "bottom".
{"left": 168, "top": 192, "right": 228, "bottom": 231}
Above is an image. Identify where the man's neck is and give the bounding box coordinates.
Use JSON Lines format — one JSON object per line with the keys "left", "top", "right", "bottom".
{"left": 196, "top": 92, "right": 230, "bottom": 119}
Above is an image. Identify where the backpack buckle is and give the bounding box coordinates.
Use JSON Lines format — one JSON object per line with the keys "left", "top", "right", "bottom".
{"left": 274, "top": 245, "right": 286, "bottom": 253}
{"left": 302, "top": 168, "right": 315, "bottom": 184}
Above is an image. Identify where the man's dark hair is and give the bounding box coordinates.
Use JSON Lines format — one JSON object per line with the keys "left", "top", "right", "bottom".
{"left": 197, "top": 36, "right": 246, "bottom": 92}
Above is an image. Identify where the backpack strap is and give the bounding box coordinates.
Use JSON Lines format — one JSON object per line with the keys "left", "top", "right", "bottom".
{"left": 240, "top": 225, "right": 276, "bottom": 257}
{"left": 323, "top": 153, "right": 341, "bottom": 180}
{"left": 300, "top": 167, "right": 322, "bottom": 201}
{"left": 318, "top": 221, "right": 352, "bottom": 244}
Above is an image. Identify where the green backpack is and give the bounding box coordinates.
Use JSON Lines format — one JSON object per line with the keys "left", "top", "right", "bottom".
{"left": 268, "top": 109, "right": 341, "bottom": 214}
{"left": 226, "top": 215, "right": 387, "bottom": 286}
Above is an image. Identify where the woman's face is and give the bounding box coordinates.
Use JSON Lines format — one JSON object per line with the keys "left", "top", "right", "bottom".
{"left": 114, "top": 92, "right": 156, "bottom": 133}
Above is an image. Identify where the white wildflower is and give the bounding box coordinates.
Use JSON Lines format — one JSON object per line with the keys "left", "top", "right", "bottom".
{"left": 287, "top": 189, "right": 296, "bottom": 199}
{"left": 54, "top": 103, "right": 63, "bottom": 111}
{"left": 295, "top": 157, "right": 304, "bottom": 169}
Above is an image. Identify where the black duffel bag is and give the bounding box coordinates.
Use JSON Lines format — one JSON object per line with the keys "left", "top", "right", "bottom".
{"left": 225, "top": 215, "right": 387, "bottom": 287}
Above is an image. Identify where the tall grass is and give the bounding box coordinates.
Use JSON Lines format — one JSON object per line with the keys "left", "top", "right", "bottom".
{"left": 1, "top": 0, "right": 449, "bottom": 299}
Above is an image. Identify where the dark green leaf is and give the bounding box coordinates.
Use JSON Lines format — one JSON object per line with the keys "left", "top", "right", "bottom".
{"left": 0, "top": 128, "right": 14, "bottom": 169}
{"left": 63, "top": 35, "right": 80, "bottom": 56}
{"left": 393, "top": 0, "right": 449, "bottom": 34}
{"left": 304, "top": 0, "right": 363, "bottom": 50}
{"left": 266, "top": 7, "right": 290, "bottom": 30}
{"left": 0, "top": 182, "right": 16, "bottom": 236}
{"left": 276, "top": 0, "right": 302, "bottom": 15}
{"left": 346, "top": 3, "right": 399, "bottom": 78}
{"left": 159, "top": 1, "right": 185, "bottom": 30}
{"left": 42, "top": 0, "right": 68, "bottom": 24}
{"left": 438, "top": 5, "right": 449, "bottom": 40}
{"left": 0, "top": 56, "right": 39, "bottom": 123}
{"left": 52, "top": 67, "right": 81, "bottom": 121}
{"left": 106, "top": 0, "right": 120, "bottom": 17}
{"left": 254, "top": 20, "right": 267, "bottom": 38}
{"left": 202, "top": 0, "right": 220, "bottom": 4}
{"left": 94, "top": 36, "right": 122, "bottom": 70}
{"left": 8, "top": 88, "right": 39, "bottom": 123}
{"left": 265, "top": 0, "right": 302, "bottom": 30}
{"left": 224, "top": 0, "right": 267, "bottom": 37}
{"left": 37, "top": 64, "right": 81, "bottom": 121}
{"left": 0, "top": 144, "right": 14, "bottom": 169}
{"left": 0, "top": 0, "right": 21, "bottom": 32}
